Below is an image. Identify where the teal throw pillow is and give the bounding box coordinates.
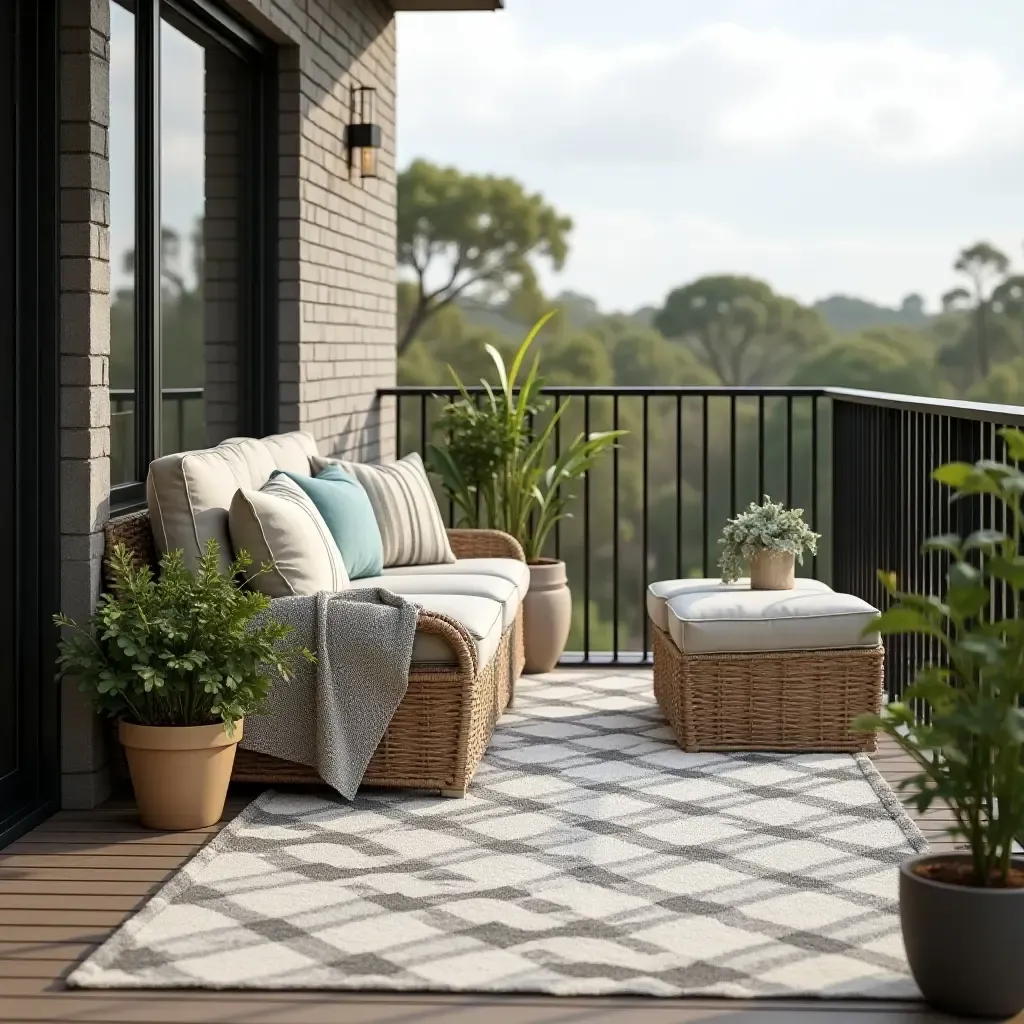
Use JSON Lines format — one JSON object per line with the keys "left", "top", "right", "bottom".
{"left": 272, "top": 467, "right": 384, "bottom": 580}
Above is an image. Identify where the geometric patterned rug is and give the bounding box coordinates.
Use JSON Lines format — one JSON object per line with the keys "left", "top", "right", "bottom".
{"left": 68, "top": 670, "right": 927, "bottom": 999}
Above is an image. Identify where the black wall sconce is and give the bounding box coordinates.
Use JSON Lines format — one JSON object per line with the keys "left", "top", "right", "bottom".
{"left": 346, "top": 85, "right": 381, "bottom": 180}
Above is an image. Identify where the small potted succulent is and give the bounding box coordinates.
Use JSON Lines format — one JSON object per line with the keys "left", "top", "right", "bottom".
{"left": 853, "top": 429, "right": 1024, "bottom": 1020}
{"left": 718, "top": 495, "right": 821, "bottom": 589}
{"left": 428, "top": 312, "right": 625, "bottom": 672}
{"left": 54, "top": 540, "right": 312, "bottom": 831}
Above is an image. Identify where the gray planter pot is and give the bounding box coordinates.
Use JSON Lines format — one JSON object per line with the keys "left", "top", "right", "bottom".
{"left": 900, "top": 852, "right": 1024, "bottom": 1019}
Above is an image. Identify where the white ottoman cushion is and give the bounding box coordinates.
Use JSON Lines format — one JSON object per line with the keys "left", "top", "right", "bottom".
{"left": 647, "top": 577, "right": 832, "bottom": 633}
{"left": 666, "top": 588, "right": 880, "bottom": 655}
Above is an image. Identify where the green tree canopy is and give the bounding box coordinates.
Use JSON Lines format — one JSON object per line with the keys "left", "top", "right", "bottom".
{"left": 790, "top": 328, "right": 944, "bottom": 396}
{"left": 941, "top": 241, "right": 1012, "bottom": 381}
{"left": 396, "top": 160, "right": 572, "bottom": 354}
{"left": 653, "top": 275, "right": 829, "bottom": 385}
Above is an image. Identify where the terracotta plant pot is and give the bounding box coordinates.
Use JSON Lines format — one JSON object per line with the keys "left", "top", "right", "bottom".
{"left": 522, "top": 558, "right": 572, "bottom": 674}
{"left": 749, "top": 550, "right": 796, "bottom": 590}
{"left": 899, "top": 852, "right": 1024, "bottom": 1018}
{"left": 119, "top": 719, "right": 242, "bottom": 831}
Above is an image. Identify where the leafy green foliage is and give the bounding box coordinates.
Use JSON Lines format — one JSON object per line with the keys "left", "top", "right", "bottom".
{"left": 717, "top": 495, "right": 821, "bottom": 584}
{"left": 54, "top": 541, "right": 314, "bottom": 734}
{"left": 397, "top": 160, "right": 572, "bottom": 354}
{"left": 653, "top": 275, "right": 830, "bottom": 385}
{"left": 426, "top": 312, "right": 625, "bottom": 563}
{"left": 852, "top": 429, "right": 1024, "bottom": 887}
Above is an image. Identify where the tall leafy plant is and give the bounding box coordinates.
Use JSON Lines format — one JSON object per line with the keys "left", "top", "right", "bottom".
{"left": 428, "top": 312, "right": 625, "bottom": 562}
{"left": 54, "top": 540, "right": 314, "bottom": 734}
{"left": 854, "top": 427, "right": 1024, "bottom": 887}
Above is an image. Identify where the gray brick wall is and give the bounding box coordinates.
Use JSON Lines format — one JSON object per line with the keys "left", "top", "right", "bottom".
{"left": 59, "top": 0, "right": 112, "bottom": 809}
{"left": 203, "top": 47, "right": 244, "bottom": 446}
{"left": 56, "top": 0, "right": 400, "bottom": 809}
{"left": 259, "top": 0, "right": 398, "bottom": 461}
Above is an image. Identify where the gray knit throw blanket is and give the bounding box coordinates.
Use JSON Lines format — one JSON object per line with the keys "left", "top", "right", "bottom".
{"left": 241, "top": 588, "right": 420, "bottom": 800}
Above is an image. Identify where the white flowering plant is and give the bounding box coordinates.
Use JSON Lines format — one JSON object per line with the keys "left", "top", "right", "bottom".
{"left": 718, "top": 495, "right": 821, "bottom": 584}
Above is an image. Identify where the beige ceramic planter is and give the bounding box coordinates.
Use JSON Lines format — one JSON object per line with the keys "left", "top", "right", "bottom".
{"left": 749, "top": 550, "right": 796, "bottom": 590}
{"left": 523, "top": 558, "right": 572, "bottom": 674}
{"left": 119, "top": 720, "right": 242, "bottom": 831}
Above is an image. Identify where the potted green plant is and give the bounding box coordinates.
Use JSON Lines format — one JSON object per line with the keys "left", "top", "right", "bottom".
{"left": 852, "top": 428, "right": 1024, "bottom": 1019}
{"left": 54, "top": 540, "right": 313, "bottom": 831}
{"left": 428, "top": 312, "right": 625, "bottom": 672}
{"left": 718, "top": 495, "right": 821, "bottom": 589}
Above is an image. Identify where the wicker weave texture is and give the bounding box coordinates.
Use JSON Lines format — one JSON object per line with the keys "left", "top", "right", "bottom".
{"left": 652, "top": 625, "right": 883, "bottom": 753}
{"left": 102, "top": 509, "right": 524, "bottom": 794}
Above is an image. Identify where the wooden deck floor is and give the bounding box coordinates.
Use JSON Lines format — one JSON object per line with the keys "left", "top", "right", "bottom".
{"left": 0, "top": 703, "right": 972, "bottom": 1023}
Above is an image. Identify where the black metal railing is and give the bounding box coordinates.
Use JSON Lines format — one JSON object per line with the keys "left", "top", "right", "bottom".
{"left": 380, "top": 385, "right": 1024, "bottom": 704}
{"left": 110, "top": 387, "right": 204, "bottom": 483}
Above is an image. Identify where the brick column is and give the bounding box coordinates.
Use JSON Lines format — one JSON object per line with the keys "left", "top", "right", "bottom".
{"left": 203, "top": 47, "right": 243, "bottom": 445}
{"left": 59, "top": 0, "right": 112, "bottom": 809}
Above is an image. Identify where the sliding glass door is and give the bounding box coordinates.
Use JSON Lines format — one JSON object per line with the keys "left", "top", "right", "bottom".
{"left": 0, "top": 0, "right": 59, "bottom": 847}
{"left": 109, "top": 0, "right": 276, "bottom": 507}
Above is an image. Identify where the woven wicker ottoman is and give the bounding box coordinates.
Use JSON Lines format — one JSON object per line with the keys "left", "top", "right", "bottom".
{"left": 647, "top": 578, "right": 883, "bottom": 753}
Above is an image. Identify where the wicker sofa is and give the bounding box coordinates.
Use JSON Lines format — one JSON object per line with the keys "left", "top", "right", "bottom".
{"left": 105, "top": 430, "right": 526, "bottom": 797}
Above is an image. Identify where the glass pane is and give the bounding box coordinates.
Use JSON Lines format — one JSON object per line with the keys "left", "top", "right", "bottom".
{"left": 160, "top": 18, "right": 245, "bottom": 455}
{"left": 109, "top": 2, "right": 135, "bottom": 484}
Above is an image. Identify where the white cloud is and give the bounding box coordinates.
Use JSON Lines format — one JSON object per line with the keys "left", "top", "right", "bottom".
{"left": 539, "top": 205, "right": 1024, "bottom": 312}
{"left": 398, "top": 16, "right": 1024, "bottom": 167}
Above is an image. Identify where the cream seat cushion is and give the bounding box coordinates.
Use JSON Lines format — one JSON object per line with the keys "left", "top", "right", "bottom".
{"left": 228, "top": 475, "right": 348, "bottom": 598}
{"left": 407, "top": 594, "right": 504, "bottom": 667}
{"left": 382, "top": 558, "right": 530, "bottom": 602}
{"left": 666, "top": 588, "right": 881, "bottom": 655}
{"left": 350, "top": 572, "right": 520, "bottom": 630}
{"left": 647, "top": 577, "right": 832, "bottom": 633}
{"left": 148, "top": 431, "right": 319, "bottom": 572}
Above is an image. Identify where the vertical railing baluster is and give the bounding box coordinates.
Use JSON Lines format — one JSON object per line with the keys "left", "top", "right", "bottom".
{"left": 701, "top": 395, "right": 709, "bottom": 578}
{"left": 642, "top": 394, "right": 650, "bottom": 660}
{"left": 419, "top": 395, "right": 427, "bottom": 460}
{"left": 785, "top": 395, "right": 794, "bottom": 508}
{"left": 729, "top": 395, "right": 737, "bottom": 517}
{"left": 583, "top": 393, "right": 591, "bottom": 662}
{"left": 675, "top": 394, "right": 683, "bottom": 581}
{"left": 553, "top": 395, "right": 562, "bottom": 563}
{"left": 612, "top": 394, "right": 620, "bottom": 662}
{"left": 810, "top": 395, "right": 818, "bottom": 578}
{"left": 757, "top": 394, "right": 765, "bottom": 505}
{"left": 395, "top": 393, "right": 402, "bottom": 458}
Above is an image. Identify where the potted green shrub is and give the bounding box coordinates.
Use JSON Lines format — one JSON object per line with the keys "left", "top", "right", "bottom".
{"left": 718, "top": 495, "right": 821, "bottom": 589}
{"left": 54, "top": 540, "right": 312, "bottom": 831}
{"left": 853, "top": 428, "right": 1024, "bottom": 1019}
{"left": 428, "top": 312, "right": 625, "bottom": 672}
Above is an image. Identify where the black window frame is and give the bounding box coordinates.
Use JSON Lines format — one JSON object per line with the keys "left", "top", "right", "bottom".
{"left": 111, "top": 0, "right": 278, "bottom": 512}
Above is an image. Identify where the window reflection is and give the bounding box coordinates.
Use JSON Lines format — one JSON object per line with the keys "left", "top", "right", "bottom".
{"left": 109, "top": 2, "right": 135, "bottom": 484}
{"left": 160, "top": 17, "right": 245, "bottom": 455}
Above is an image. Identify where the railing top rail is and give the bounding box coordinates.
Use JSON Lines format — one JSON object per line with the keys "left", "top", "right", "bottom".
{"left": 821, "top": 387, "right": 1024, "bottom": 426}
{"left": 379, "top": 384, "right": 1024, "bottom": 425}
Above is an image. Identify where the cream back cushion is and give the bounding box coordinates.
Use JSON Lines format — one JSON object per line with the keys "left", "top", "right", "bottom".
{"left": 312, "top": 452, "right": 455, "bottom": 568}
{"left": 147, "top": 431, "right": 319, "bottom": 572}
{"left": 228, "top": 475, "right": 348, "bottom": 598}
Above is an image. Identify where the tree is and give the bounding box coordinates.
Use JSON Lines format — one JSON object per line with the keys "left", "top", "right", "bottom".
{"left": 396, "top": 160, "right": 572, "bottom": 354}
{"left": 941, "top": 242, "right": 1011, "bottom": 381}
{"left": 790, "top": 328, "right": 944, "bottom": 397}
{"left": 653, "top": 275, "right": 828, "bottom": 385}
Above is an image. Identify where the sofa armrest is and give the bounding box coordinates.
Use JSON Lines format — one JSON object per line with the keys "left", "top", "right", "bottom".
{"left": 446, "top": 529, "right": 525, "bottom": 563}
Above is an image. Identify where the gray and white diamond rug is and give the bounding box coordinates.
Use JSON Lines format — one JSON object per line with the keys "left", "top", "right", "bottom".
{"left": 69, "top": 670, "right": 927, "bottom": 999}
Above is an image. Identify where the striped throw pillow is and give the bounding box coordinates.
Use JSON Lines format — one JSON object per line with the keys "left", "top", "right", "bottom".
{"left": 312, "top": 452, "right": 455, "bottom": 568}
{"left": 228, "top": 474, "right": 349, "bottom": 598}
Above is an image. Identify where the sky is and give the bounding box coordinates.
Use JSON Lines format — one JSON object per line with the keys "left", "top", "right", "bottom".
{"left": 396, "top": 0, "right": 1024, "bottom": 315}
{"left": 107, "top": 0, "right": 1024, "bottom": 319}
